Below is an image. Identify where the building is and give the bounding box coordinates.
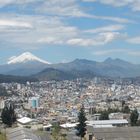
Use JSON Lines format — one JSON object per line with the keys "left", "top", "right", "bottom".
{"left": 86, "top": 119, "right": 128, "bottom": 128}
{"left": 91, "top": 114, "right": 101, "bottom": 120}
{"left": 109, "top": 112, "right": 130, "bottom": 120}
{"left": 28, "top": 97, "right": 39, "bottom": 109}
{"left": 86, "top": 126, "right": 140, "bottom": 140}
{"left": 6, "top": 127, "right": 39, "bottom": 140}
{"left": 17, "top": 117, "right": 33, "bottom": 127}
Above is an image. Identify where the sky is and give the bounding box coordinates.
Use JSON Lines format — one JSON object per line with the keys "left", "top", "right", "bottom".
{"left": 0, "top": 0, "right": 140, "bottom": 64}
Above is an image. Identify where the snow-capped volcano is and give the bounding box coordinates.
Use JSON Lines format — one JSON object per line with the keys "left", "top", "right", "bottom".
{"left": 7, "top": 52, "right": 50, "bottom": 64}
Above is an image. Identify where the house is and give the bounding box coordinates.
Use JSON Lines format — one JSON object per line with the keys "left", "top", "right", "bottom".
{"left": 17, "top": 117, "right": 33, "bottom": 127}
{"left": 6, "top": 127, "right": 39, "bottom": 140}
{"left": 86, "top": 126, "right": 140, "bottom": 140}
{"left": 86, "top": 119, "right": 128, "bottom": 128}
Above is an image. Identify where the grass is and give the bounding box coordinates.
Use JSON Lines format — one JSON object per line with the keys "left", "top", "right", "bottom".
{"left": 34, "top": 130, "right": 48, "bottom": 136}
{"left": 0, "top": 133, "right": 6, "bottom": 140}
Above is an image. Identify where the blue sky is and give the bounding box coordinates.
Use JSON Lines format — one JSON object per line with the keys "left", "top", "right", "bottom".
{"left": 0, "top": 0, "right": 140, "bottom": 64}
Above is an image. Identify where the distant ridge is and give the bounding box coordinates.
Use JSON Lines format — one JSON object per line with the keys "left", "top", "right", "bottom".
{"left": 0, "top": 54, "right": 140, "bottom": 79}
{"left": 0, "top": 74, "right": 38, "bottom": 83}
{"left": 34, "top": 68, "right": 75, "bottom": 81}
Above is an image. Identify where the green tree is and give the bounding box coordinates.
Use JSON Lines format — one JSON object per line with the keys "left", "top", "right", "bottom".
{"left": 60, "top": 133, "right": 67, "bottom": 140}
{"left": 1, "top": 103, "right": 16, "bottom": 127}
{"left": 122, "top": 100, "right": 125, "bottom": 108}
{"left": 136, "top": 120, "right": 140, "bottom": 126}
{"left": 76, "top": 105, "right": 87, "bottom": 140}
{"left": 108, "top": 107, "right": 120, "bottom": 113}
{"left": 51, "top": 124, "right": 67, "bottom": 140}
{"left": 122, "top": 105, "right": 130, "bottom": 114}
{"left": 89, "top": 107, "right": 96, "bottom": 115}
{"left": 51, "top": 124, "right": 61, "bottom": 140}
{"left": 130, "top": 109, "right": 139, "bottom": 126}
{"left": 99, "top": 110, "right": 109, "bottom": 120}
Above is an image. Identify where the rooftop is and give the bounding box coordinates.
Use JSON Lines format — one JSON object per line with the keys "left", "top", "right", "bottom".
{"left": 6, "top": 127, "right": 39, "bottom": 140}
{"left": 17, "top": 117, "right": 32, "bottom": 124}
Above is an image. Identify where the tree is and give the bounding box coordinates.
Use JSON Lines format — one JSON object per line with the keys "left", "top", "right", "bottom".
{"left": 89, "top": 107, "right": 96, "bottom": 115}
{"left": 136, "top": 120, "right": 140, "bottom": 126}
{"left": 122, "top": 100, "right": 125, "bottom": 108}
{"left": 1, "top": 103, "right": 16, "bottom": 127}
{"left": 51, "top": 124, "right": 67, "bottom": 140}
{"left": 51, "top": 124, "right": 61, "bottom": 140}
{"left": 122, "top": 105, "right": 130, "bottom": 114}
{"left": 76, "top": 105, "right": 87, "bottom": 140}
{"left": 99, "top": 110, "right": 109, "bottom": 120}
{"left": 130, "top": 109, "right": 139, "bottom": 126}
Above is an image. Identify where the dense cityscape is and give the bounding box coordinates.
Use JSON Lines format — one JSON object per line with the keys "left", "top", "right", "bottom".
{"left": 1, "top": 77, "right": 140, "bottom": 139}
{"left": 1, "top": 0, "right": 140, "bottom": 139}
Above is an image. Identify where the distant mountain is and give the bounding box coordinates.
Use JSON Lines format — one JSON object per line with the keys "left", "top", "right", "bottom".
{"left": 1, "top": 53, "right": 140, "bottom": 79}
{"left": 7, "top": 52, "right": 50, "bottom": 64}
{"left": 35, "top": 68, "right": 75, "bottom": 81}
{"left": 35, "top": 68, "right": 97, "bottom": 81}
{"left": 50, "top": 58, "right": 140, "bottom": 78}
{"left": 0, "top": 52, "right": 50, "bottom": 76}
{"left": 104, "top": 57, "right": 133, "bottom": 68}
{"left": 102, "top": 58, "right": 140, "bottom": 77}
{"left": 52, "top": 59, "right": 98, "bottom": 72}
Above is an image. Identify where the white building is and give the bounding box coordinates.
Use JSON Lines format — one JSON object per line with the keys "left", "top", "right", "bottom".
{"left": 86, "top": 119, "right": 128, "bottom": 128}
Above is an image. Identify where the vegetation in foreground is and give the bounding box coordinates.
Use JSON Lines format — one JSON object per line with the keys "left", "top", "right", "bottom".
{"left": 1, "top": 103, "right": 16, "bottom": 127}
{"left": 0, "top": 132, "right": 6, "bottom": 140}
{"left": 76, "top": 105, "right": 87, "bottom": 140}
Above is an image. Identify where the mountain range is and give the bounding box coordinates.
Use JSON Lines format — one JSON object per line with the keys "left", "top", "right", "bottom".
{"left": 0, "top": 52, "right": 140, "bottom": 81}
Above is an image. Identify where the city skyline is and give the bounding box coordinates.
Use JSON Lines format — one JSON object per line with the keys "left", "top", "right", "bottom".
{"left": 0, "top": 0, "right": 140, "bottom": 64}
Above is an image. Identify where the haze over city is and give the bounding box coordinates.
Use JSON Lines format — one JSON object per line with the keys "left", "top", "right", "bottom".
{"left": 0, "top": 0, "right": 140, "bottom": 64}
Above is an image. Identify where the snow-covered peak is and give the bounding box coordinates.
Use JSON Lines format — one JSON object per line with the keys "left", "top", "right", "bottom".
{"left": 7, "top": 52, "right": 50, "bottom": 64}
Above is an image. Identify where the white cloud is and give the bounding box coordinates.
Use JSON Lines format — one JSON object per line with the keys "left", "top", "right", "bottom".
{"left": 83, "top": 0, "right": 140, "bottom": 11}
{"left": 67, "top": 38, "right": 105, "bottom": 46}
{"left": 36, "top": 0, "right": 89, "bottom": 18}
{"left": 0, "top": 0, "right": 42, "bottom": 7}
{"left": 100, "top": 32, "right": 118, "bottom": 43}
{"left": 0, "top": 11, "right": 129, "bottom": 49}
{"left": 127, "top": 36, "right": 140, "bottom": 44}
{"left": 35, "top": 0, "right": 132, "bottom": 23}
{"left": 85, "top": 24, "right": 124, "bottom": 33}
{"left": 0, "top": 0, "right": 132, "bottom": 23}
{"left": 82, "top": 0, "right": 132, "bottom": 6}
{"left": 93, "top": 49, "right": 127, "bottom": 55}
{"left": 0, "top": 14, "right": 80, "bottom": 47}
{"left": 66, "top": 32, "right": 123, "bottom": 47}
{"left": 0, "top": 19, "right": 32, "bottom": 28}
{"left": 93, "top": 49, "right": 140, "bottom": 57}
{"left": 39, "top": 32, "right": 123, "bottom": 47}
{"left": 0, "top": 13, "right": 126, "bottom": 48}
{"left": 67, "top": 38, "right": 98, "bottom": 46}
{"left": 37, "top": 26, "right": 78, "bottom": 45}
{"left": 128, "top": 51, "right": 140, "bottom": 56}
{"left": 2, "top": 0, "right": 138, "bottom": 13}
{"left": 92, "top": 15, "right": 132, "bottom": 23}
{"left": 38, "top": 37, "right": 63, "bottom": 45}
{"left": 97, "top": 0, "right": 133, "bottom": 7}
{"left": 132, "top": 1, "right": 140, "bottom": 11}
